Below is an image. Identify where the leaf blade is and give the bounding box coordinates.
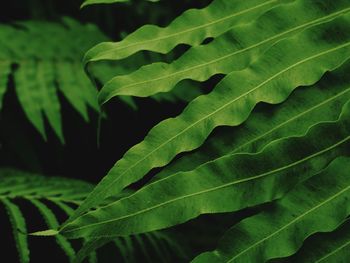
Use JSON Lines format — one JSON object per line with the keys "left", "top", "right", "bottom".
{"left": 99, "top": 0, "right": 350, "bottom": 102}
{"left": 66, "top": 14, "right": 350, "bottom": 223}
{"left": 83, "top": 0, "right": 287, "bottom": 64}
{"left": 193, "top": 157, "right": 350, "bottom": 263}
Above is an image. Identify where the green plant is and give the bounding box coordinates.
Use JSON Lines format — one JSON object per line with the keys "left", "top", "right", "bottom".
{"left": 0, "top": 169, "right": 181, "bottom": 262}
{"left": 2, "top": 0, "right": 350, "bottom": 262}
{"left": 0, "top": 18, "right": 104, "bottom": 142}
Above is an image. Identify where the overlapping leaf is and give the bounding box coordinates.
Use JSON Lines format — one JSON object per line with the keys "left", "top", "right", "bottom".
{"left": 65, "top": 14, "right": 350, "bottom": 223}
{"left": 192, "top": 157, "right": 350, "bottom": 263}
{"left": 0, "top": 169, "right": 180, "bottom": 263}
{"left": 98, "top": 0, "right": 350, "bottom": 103}
{"left": 156, "top": 61, "right": 350, "bottom": 179}
{"left": 83, "top": 0, "right": 288, "bottom": 64}
{"left": 59, "top": 101, "right": 350, "bottom": 238}
{"left": 0, "top": 169, "right": 93, "bottom": 262}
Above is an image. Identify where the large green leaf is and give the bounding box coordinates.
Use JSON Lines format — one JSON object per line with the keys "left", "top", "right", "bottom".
{"left": 275, "top": 220, "right": 350, "bottom": 263}
{"left": 59, "top": 101, "right": 350, "bottom": 238}
{"left": 192, "top": 157, "right": 350, "bottom": 263}
{"left": 0, "top": 18, "right": 104, "bottom": 142}
{"left": 98, "top": 0, "right": 350, "bottom": 103}
{"left": 83, "top": 0, "right": 288, "bottom": 64}
{"left": 65, "top": 14, "right": 350, "bottom": 223}
{"left": 156, "top": 61, "right": 350, "bottom": 179}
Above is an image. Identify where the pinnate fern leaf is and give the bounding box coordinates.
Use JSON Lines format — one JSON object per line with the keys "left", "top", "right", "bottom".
{"left": 0, "top": 18, "right": 106, "bottom": 142}
{"left": 0, "top": 169, "right": 93, "bottom": 262}
{"left": 30, "top": 199, "right": 76, "bottom": 261}
{"left": 65, "top": 14, "right": 350, "bottom": 222}
{"left": 192, "top": 157, "right": 350, "bottom": 263}
{"left": 59, "top": 100, "right": 350, "bottom": 238}
{"left": 0, "top": 169, "right": 180, "bottom": 262}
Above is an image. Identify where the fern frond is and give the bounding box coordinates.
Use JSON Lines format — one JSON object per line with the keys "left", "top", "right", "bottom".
{"left": 0, "top": 18, "right": 106, "bottom": 142}
{"left": 74, "top": 231, "right": 184, "bottom": 263}
{"left": 0, "top": 168, "right": 93, "bottom": 262}
{"left": 98, "top": 0, "right": 350, "bottom": 103}
{"left": 30, "top": 199, "right": 76, "bottom": 261}
{"left": 59, "top": 100, "right": 350, "bottom": 238}
{"left": 0, "top": 169, "right": 180, "bottom": 263}
{"left": 83, "top": 0, "right": 287, "bottom": 64}
{"left": 156, "top": 60, "right": 350, "bottom": 179}
{"left": 192, "top": 157, "right": 350, "bottom": 262}
{"left": 65, "top": 14, "right": 350, "bottom": 222}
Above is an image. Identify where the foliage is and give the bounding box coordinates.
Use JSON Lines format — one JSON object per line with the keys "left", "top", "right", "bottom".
{"left": 2, "top": 0, "right": 350, "bottom": 262}
{"left": 0, "top": 169, "right": 180, "bottom": 263}
{"left": 0, "top": 18, "right": 105, "bottom": 142}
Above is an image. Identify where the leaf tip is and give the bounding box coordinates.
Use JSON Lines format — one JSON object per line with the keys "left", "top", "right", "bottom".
{"left": 30, "top": 229, "right": 59, "bottom": 237}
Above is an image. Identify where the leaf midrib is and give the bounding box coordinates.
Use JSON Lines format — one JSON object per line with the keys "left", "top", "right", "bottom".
{"left": 62, "top": 134, "right": 350, "bottom": 234}
{"left": 105, "top": 7, "right": 350, "bottom": 99}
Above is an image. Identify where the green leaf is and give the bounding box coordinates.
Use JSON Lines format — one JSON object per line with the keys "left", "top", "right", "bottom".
{"left": 15, "top": 60, "right": 63, "bottom": 142}
{"left": 74, "top": 232, "right": 181, "bottom": 263}
{"left": 98, "top": 0, "right": 350, "bottom": 103}
{"left": 156, "top": 60, "right": 350, "bottom": 180}
{"left": 0, "top": 169, "right": 93, "bottom": 262}
{"left": 66, "top": 14, "right": 350, "bottom": 223}
{"left": 276, "top": 220, "right": 350, "bottom": 263}
{"left": 0, "top": 61, "right": 10, "bottom": 109}
{"left": 1, "top": 198, "right": 29, "bottom": 263}
{"left": 192, "top": 157, "right": 350, "bottom": 262}
{"left": 83, "top": 0, "right": 287, "bottom": 64}
{"left": 59, "top": 101, "right": 350, "bottom": 238}
{"left": 0, "top": 18, "right": 105, "bottom": 142}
